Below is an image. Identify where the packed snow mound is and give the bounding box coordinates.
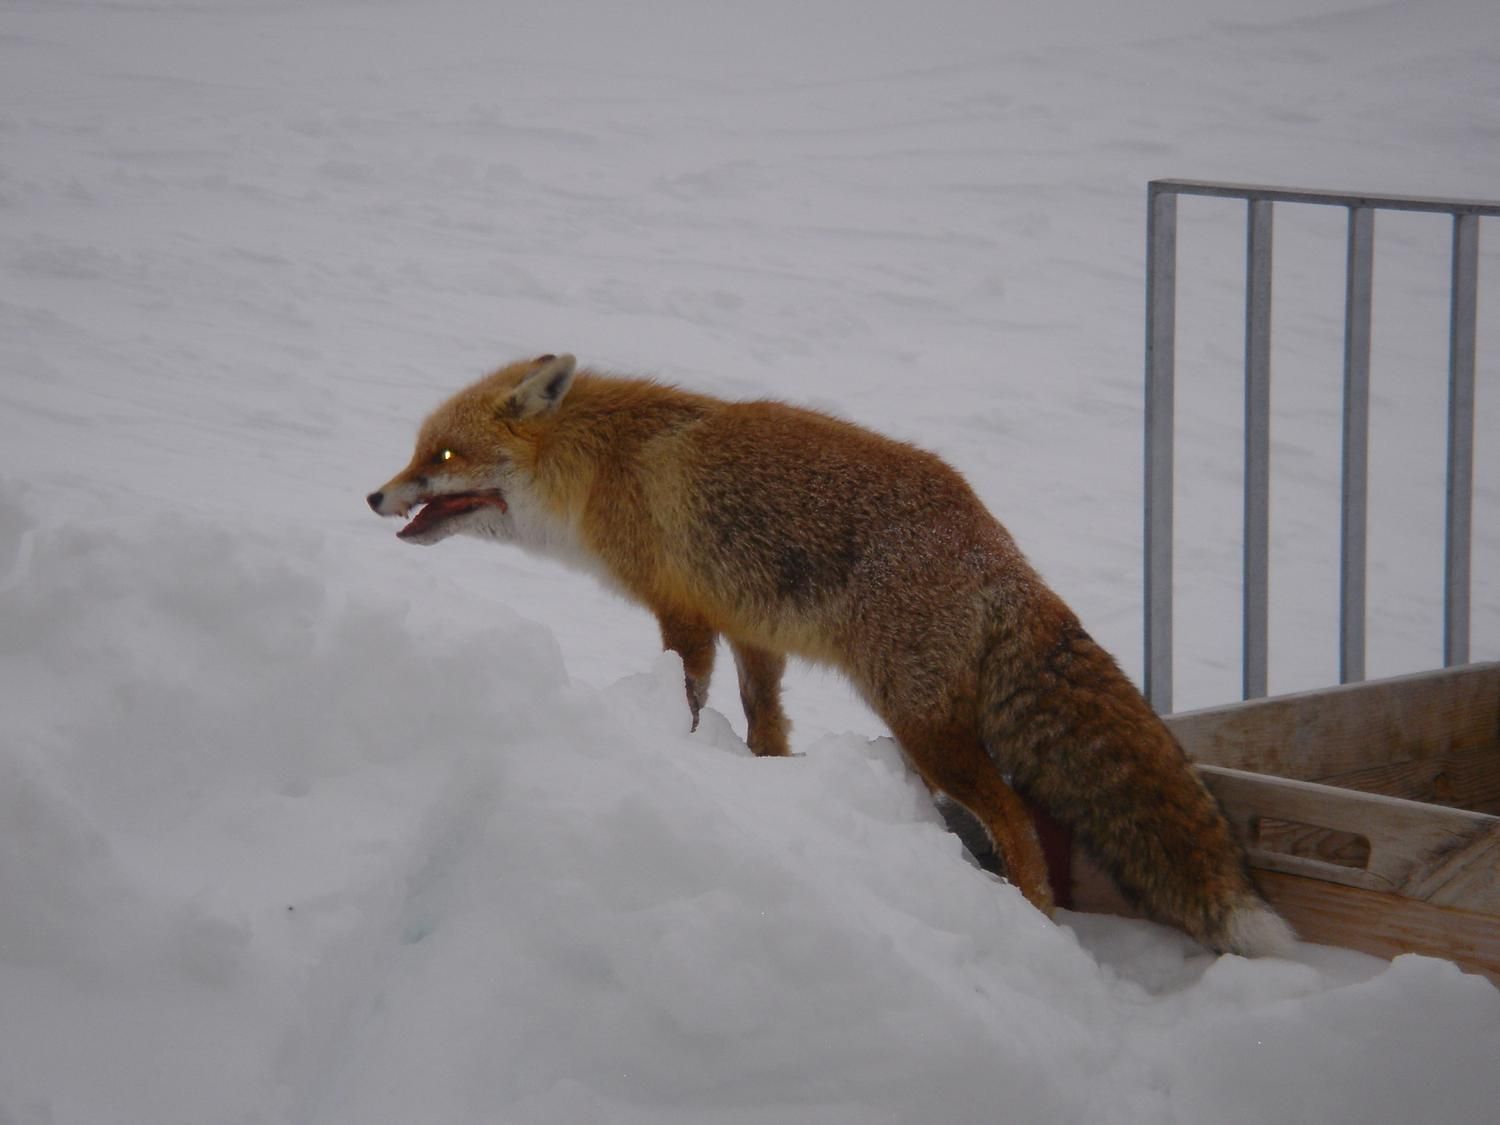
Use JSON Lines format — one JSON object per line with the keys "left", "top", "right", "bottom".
{"left": 1, "top": 495, "right": 1496, "bottom": 1125}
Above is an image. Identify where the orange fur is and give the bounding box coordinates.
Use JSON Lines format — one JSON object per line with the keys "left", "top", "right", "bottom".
{"left": 369, "top": 355, "right": 1293, "bottom": 955}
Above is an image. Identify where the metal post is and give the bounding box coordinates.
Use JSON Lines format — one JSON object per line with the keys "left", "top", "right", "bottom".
{"left": 1445, "top": 213, "right": 1478, "bottom": 667}
{"left": 1243, "top": 199, "right": 1273, "bottom": 699}
{"left": 1340, "top": 207, "right": 1374, "bottom": 684}
{"left": 1144, "top": 187, "right": 1178, "bottom": 713}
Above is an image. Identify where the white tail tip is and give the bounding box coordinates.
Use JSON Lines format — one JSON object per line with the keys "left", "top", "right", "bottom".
{"left": 1221, "top": 901, "right": 1297, "bottom": 958}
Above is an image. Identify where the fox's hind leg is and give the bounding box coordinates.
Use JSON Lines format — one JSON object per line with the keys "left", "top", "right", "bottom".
{"left": 729, "top": 639, "right": 790, "bottom": 757}
{"left": 657, "top": 611, "right": 717, "bottom": 732}
{"left": 891, "top": 721, "right": 1054, "bottom": 916}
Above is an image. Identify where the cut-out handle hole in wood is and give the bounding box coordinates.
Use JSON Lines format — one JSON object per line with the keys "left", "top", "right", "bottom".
{"left": 1253, "top": 817, "right": 1372, "bottom": 869}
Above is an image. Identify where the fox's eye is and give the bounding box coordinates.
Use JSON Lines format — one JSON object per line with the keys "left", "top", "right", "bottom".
{"left": 433, "top": 449, "right": 454, "bottom": 465}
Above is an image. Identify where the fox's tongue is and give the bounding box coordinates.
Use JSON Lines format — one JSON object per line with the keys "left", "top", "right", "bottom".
{"left": 397, "top": 493, "right": 507, "bottom": 539}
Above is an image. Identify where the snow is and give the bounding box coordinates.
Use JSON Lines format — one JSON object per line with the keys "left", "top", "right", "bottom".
{"left": 2, "top": 1, "right": 1497, "bottom": 1122}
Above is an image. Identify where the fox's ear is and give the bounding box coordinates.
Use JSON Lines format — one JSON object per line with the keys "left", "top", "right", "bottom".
{"left": 507, "top": 353, "right": 577, "bottom": 419}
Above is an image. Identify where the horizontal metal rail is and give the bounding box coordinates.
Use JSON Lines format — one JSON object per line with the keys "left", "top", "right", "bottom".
{"left": 1154, "top": 179, "right": 1500, "bottom": 218}
{"left": 1144, "top": 179, "right": 1492, "bottom": 714}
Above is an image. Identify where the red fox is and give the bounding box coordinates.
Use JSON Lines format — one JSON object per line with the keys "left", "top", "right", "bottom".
{"left": 369, "top": 354, "right": 1293, "bottom": 957}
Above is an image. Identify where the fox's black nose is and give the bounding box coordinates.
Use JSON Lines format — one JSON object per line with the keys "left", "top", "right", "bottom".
{"left": 367, "top": 491, "right": 384, "bottom": 513}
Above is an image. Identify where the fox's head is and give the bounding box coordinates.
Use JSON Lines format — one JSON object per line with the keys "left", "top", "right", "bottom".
{"left": 367, "top": 353, "right": 577, "bottom": 546}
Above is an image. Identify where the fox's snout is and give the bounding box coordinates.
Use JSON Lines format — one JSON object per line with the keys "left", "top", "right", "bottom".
{"left": 367, "top": 483, "right": 418, "bottom": 518}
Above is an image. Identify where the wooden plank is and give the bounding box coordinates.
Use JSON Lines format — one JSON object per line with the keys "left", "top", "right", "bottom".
{"left": 1404, "top": 820, "right": 1500, "bottom": 905}
{"left": 1166, "top": 661, "right": 1499, "bottom": 779}
{"left": 1254, "top": 870, "right": 1500, "bottom": 986}
{"left": 1069, "top": 852, "right": 1500, "bottom": 985}
{"left": 1198, "top": 765, "right": 1500, "bottom": 910}
{"left": 1315, "top": 742, "right": 1500, "bottom": 813}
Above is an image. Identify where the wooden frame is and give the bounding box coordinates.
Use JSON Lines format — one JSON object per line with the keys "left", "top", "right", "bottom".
{"left": 1071, "top": 662, "right": 1500, "bottom": 983}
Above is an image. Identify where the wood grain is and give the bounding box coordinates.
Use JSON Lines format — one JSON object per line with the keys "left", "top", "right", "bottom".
{"left": 1254, "top": 870, "right": 1500, "bottom": 986}
{"left": 1166, "top": 662, "right": 1499, "bottom": 780}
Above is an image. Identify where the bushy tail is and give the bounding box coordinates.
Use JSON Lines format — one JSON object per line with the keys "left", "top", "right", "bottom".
{"left": 977, "top": 597, "right": 1293, "bottom": 957}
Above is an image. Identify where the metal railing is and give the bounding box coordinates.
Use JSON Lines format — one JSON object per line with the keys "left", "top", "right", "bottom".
{"left": 1143, "top": 178, "right": 1497, "bottom": 714}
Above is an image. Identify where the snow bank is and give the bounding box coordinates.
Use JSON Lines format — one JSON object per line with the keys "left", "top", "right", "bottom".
{"left": 1, "top": 493, "right": 1496, "bottom": 1124}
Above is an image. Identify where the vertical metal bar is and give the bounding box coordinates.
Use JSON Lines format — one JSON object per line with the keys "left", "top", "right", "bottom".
{"left": 1340, "top": 207, "right": 1374, "bottom": 684}
{"left": 1144, "top": 186, "right": 1178, "bottom": 713}
{"left": 1243, "top": 199, "right": 1273, "bottom": 700}
{"left": 1445, "top": 212, "right": 1478, "bottom": 666}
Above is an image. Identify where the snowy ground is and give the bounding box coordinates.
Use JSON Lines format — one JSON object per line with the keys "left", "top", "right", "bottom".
{"left": 2, "top": 1, "right": 1498, "bottom": 1122}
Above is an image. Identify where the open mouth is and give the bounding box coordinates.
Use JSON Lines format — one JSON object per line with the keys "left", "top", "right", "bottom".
{"left": 397, "top": 491, "right": 508, "bottom": 539}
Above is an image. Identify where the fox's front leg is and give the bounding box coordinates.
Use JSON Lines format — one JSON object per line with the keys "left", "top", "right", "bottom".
{"left": 729, "top": 639, "right": 791, "bottom": 757}
{"left": 657, "top": 611, "right": 717, "bottom": 731}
